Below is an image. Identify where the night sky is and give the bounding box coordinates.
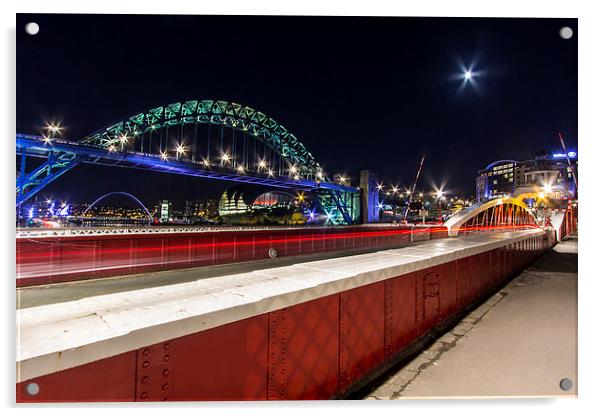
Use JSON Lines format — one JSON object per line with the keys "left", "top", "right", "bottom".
{"left": 16, "top": 14, "right": 577, "bottom": 208}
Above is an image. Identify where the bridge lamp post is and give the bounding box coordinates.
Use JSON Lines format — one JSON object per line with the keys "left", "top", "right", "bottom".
{"left": 258, "top": 159, "right": 267, "bottom": 171}
{"left": 119, "top": 134, "right": 128, "bottom": 151}
{"left": 160, "top": 151, "right": 168, "bottom": 161}
{"left": 220, "top": 152, "right": 231, "bottom": 166}
{"left": 44, "top": 122, "right": 62, "bottom": 138}
{"left": 201, "top": 158, "right": 211, "bottom": 167}
{"left": 237, "top": 165, "right": 245, "bottom": 174}
{"left": 267, "top": 169, "right": 274, "bottom": 177}
{"left": 175, "top": 143, "right": 187, "bottom": 160}
{"left": 289, "top": 165, "right": 298, "bottom": 177}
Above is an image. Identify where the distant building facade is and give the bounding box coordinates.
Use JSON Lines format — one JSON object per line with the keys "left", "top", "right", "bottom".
{"left": 184, "top": 198, "right": 219, "bottom": 219}
{"left": 157, "top": 200, "right": 173, "bottom": 223}
{"left": 476, "top": 151, "right": 577, "bottom": 203}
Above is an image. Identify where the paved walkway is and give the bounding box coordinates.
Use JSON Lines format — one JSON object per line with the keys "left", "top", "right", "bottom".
{"left": 366, "top": 234, "right": 578, "bottom": 399}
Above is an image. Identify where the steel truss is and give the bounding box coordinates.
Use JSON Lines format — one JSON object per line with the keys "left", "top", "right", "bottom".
{"left": 16, "top": 134, "right": 359, "bottom": 225}
{"left": 79, "top": 100, "right": 322, "bottom": 179}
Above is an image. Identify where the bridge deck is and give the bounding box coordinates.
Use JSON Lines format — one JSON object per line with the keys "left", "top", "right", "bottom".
{"left": 17, "top": 229, "right": 544, "bottom": 383}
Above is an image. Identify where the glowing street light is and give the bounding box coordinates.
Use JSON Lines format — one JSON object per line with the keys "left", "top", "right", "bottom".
{"left": 42, "top": 135, "right": 52, "bottom": 144}
{"left": 201, "top": 158, "right": 211, "bottom": 167}
{"left": 258, "top": 159, "right": 267, "bottom": 169}
{"left": 543, "top": 183, "right": 553, "bottom": 194}
{"left": 289, "top": 165, "right": 298, "bottom": 175}
{"left": 464, "top": 70, "right": 472, "bottom": 80}
{"left": 377, "top": 183, "right": 384, "bottom": 191}
{"left": 119, "top": 134, "right": 128, "bottom": 144}
{"left": 436, "top": 189, "right": 444, "bottom": 198}
{"left": 391, "top": 186, "right": 399, "bottom": 194}
{"left": 237, "top": 165, "right": 245, "bottom": 173}
{"left": 160, "top": 151, "right": 168, "bottom": 161}
{"left": 175, "top": 143, "right": 186, "bottom": 156}
{"left": 220, "top": 152, "right": 231, "bottom": 164}
{"left": 377, "top": 202, "right": 384, "bottom": 210}
{"left": 108, "top": 145, "right": 116, "bottom": 152}
{"left": 44, "top": 122, "right": 63, "bottom": 137}
{"left": 267, "top": 169, "right": 274, "bottom": 177}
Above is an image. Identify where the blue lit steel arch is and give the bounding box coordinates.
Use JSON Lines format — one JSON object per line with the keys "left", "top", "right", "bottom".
{"left": 79, "top": 100, "right": 323, "bottom": 179}
{"left": 82, "top": 191, "right": 153, "bottom": 223}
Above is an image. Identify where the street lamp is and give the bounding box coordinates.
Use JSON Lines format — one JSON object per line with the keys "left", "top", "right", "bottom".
{"left": 220, "top": 152, "right": 231, "bottom": 165}
{"left": 464, "top": 70, "right": 472, "bottom": 80}
{"left": 44, "top": 122, "right": 63, "bottom": 138}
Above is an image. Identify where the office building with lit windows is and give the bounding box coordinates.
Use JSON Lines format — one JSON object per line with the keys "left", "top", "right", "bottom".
{"left": 476, "top": 150, "right": 577, "bottom": 203}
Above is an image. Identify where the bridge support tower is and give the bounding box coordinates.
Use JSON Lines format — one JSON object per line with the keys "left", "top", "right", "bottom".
{"left": 360, "top": 170, "right": 380, "bottom": 224}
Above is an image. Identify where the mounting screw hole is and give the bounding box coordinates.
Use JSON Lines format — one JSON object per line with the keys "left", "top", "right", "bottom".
{"left": 25, "top": 22, "right": 40, "bottom": 36}
{"left": 559, "top": 378, "right": 573, "bottom": 391}
{"left": 26, "top": 382, "right": 40, "bottom": 396}
{"left": 559, "top": 26, "right": 573, "bottom": 40}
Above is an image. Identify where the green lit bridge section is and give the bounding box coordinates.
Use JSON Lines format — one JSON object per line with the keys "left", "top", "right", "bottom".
{"left": 80, "top": 100, "right": 322, "bottom": 180}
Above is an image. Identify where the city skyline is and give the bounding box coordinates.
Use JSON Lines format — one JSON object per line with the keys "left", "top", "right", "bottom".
{"left": 16, "top": 14, "right": 577, "bottom": 207}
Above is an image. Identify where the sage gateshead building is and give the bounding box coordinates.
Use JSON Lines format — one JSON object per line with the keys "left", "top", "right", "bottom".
{"left": 476, "top": 150, "right": 577, "bottom": 204}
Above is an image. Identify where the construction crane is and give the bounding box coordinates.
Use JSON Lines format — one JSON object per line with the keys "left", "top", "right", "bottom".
{"left": 402, "top": 153, "right": 426, "bottom": 222}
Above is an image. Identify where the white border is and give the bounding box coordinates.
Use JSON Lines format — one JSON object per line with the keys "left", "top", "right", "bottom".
{"left": 2, "top": 1, "right": 600, "bottom": 415}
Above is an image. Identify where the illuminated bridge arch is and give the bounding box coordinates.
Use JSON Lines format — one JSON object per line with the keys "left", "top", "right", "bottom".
{"left": 445, "top": 197, "right": 538, "bottom": 236}
{"left": 79, "top": 100, "right": 322, "bottom": 179}
{"left": 82, "top": 191, "right": 153, "bottom": 223}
